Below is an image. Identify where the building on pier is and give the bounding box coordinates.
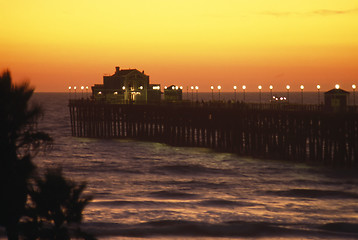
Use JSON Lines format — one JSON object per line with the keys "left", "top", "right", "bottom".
{"left": 164, "top": 85, "right": 183, "bottom": 102}
{"left": 324, "top": 88, "right": 349, "bottom": 111}
{"left": 91, "top": 66, "right": 162, "bottom": 103}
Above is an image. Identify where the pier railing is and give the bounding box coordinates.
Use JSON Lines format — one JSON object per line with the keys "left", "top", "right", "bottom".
{"left": 69, "top": 99, "right": 358, "bottom": 167}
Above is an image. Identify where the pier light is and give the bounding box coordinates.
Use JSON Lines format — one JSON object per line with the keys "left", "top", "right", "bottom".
{"left": 242, "top": 85, "right": 246, "bottom": 102}
{"left": 300, "top": 85, "right": 304, "bottom": 104}
{"left": 180, "top": 86, "right": 183, "bottom": 90}
{"left": 286, "top": 85, "right": 290, "bottom": 103}
{"left": 217, "top": 85, "right": 221, "bottom": 101}
{"left": 114, "top": 91, "right": 118, "bottom": 95}
{"left": 195, "top": 86, "right": 199, "bottom": 102}
{"left": 81, "top": 86, "right": 84, "bottom": 99}
{"left": 74, "top": 86, "right": 77, "bottom": 90}
{"left": 176, "top": 86, "right": 179, "bottom": 90}
{"left": 233, "top": 86, "right": 237, "bottom": 90}
{"left": 190, "top": 86, "right": 194, "bottom": 102}
{"left": 165, "top": 86, "right": 167, "bottom": 89}
{"left": 335, "top": 84, "right": 340, "bottom": 89}
{"left": 85, "top": 86, "right": 89, "bottom": 98}
{"left": 317, "top": 85, "right": 321, "bottom": 105}
{"left": 353, "top": 84, "right": 357, "bottom": 106}
{"left": 269, "top": 85, "right": 273, "bottom": 99}
{"left": 172, "top": 86, "right": 175, "bottom": 90}
{"left": 68, "top": 86, "right": 71, "bottom": 99}
{"left": 122, "top": 86, "right": 125, "bottom": 90}
{"left": 210, "top": 86, "right": 214, "bottom": 101}
{"left": 258, "top": 85, "right": 262, "bottom": 104}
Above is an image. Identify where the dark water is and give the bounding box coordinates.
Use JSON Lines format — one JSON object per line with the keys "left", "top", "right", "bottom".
{"left": 2, "top": 93, "right": 358, "bottom": 239}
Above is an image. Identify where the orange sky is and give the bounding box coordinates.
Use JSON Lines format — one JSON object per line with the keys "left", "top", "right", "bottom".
{"left": 1, "top": 0, "right": 357, "bottom": 92}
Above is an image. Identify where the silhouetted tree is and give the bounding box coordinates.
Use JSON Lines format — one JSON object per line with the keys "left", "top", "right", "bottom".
{"left": 23, "top": 168, "right": 93, "bottom": 240}
{"left": 0, "top": 70, "right": 51, "bottom": 239}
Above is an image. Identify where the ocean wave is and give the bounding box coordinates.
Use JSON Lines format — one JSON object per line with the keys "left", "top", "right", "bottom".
{"left": 265, "top": 189, "right": 358, "bottom": 199}
{"left": 199, "top": 199, "right": 257, "bottom": 208}
{"left": 90, "top": 200, "right": 170, "bottom": 207}
{"left": 149, "top": 190, "right": 199, "bottom": 199}
{"left": 90, "top": 198, "right": 257, "bottom": 209}
{"left": 319, "top": 222, "right": 358, "bottom": 234}
{"left": 79, "top": 220, "right": 358, "bottom": 239}
{"left": 153, "top": 163, "right": 233, "bottom": 175}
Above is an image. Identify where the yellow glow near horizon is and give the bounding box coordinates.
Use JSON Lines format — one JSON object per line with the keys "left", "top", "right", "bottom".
{"left": 0, "top": 0, "right": 358, "bottom": 91}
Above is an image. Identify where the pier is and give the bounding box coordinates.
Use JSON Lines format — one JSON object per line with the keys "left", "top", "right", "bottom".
{"left": 69, "top": 100, "right": 358, "bottom": 167}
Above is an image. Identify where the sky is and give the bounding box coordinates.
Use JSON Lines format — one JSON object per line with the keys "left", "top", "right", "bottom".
{"left": 1, "top": 0, "right": 358, "bottom": 92}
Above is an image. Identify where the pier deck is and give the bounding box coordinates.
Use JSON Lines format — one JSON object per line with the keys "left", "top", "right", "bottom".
{"left": 69, "top": 100, "right": 358, "bottom": 167}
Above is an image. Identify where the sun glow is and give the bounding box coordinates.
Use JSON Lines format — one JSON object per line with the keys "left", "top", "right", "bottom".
{"left": 1, "top": 0, "right": 357, "bottom": 91}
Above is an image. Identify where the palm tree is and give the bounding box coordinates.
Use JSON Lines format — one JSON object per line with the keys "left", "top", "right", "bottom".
{"left": 0, "top": 70, "right": 51, "bottom": 239}
{"left": 24, "top": 168, "right": 93, "bottom": 240}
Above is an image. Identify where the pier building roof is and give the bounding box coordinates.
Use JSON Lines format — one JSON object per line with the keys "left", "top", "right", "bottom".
{"left": 325, "top": 88, "right": 349, "bottom": 95}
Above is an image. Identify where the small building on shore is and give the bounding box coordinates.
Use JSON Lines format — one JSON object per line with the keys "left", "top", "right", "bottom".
{"left": 91, "top": 66, "right": 161, "bottom": 103}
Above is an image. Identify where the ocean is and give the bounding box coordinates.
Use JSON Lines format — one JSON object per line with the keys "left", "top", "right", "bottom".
{"left": 2, "top": 92, "right": 358, "bottom": 239}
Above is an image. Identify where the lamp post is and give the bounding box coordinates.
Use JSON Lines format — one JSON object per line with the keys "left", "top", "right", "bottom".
{"left": 286, "top": 85, "right": 290, "bottom": 103}
{"left": 122, "top": 86, "right": 126, "bottom": 102}
{"left": 300, "top": 85, "right": 304, "bottom": 104}
{"left": 186, "top": 86, "right": 189, "bottom": 100}
{"left": 242, "top": 85, "right": 246, "bottom": 102}
{"left": 74, "top": 86, "right": 77, "bottom": 99}
{"left": 195, "top": 86, "right": 199, "bottom": 102}
{"left": 81, "top": 86, "right": 84, "bottom": 99}
{"left": 317, "top": 85, "right": 321, "bottom": 105}
{"left": 211, "top": 86, "right": 214, "bottom": 101}
{"left": 233, "top": 86, "right": 237, "bottom": 102}
{"left": 86, "top": 86, "right": 89, "bottom": 98}
{"left": 269, "top": 85, "right": 273, "bottom": 100}
{"left": 218, "top": 85, "right": 221, "bottom": 101}
{"left": 190, "top": 86, "right": 194, "bottom": 102}
{"left": 352, "top": 84, "right": 356, "bottom": 106}
{"left": 68, "top": 86, "right": 71, "bottom": 99}
{"left": 258, "top": 85, "right": 262, "bottom": 104}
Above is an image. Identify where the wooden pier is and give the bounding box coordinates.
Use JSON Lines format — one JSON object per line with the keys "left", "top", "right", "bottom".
{"left": 69, "top": 100, "right": 358, "bottom": 167}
